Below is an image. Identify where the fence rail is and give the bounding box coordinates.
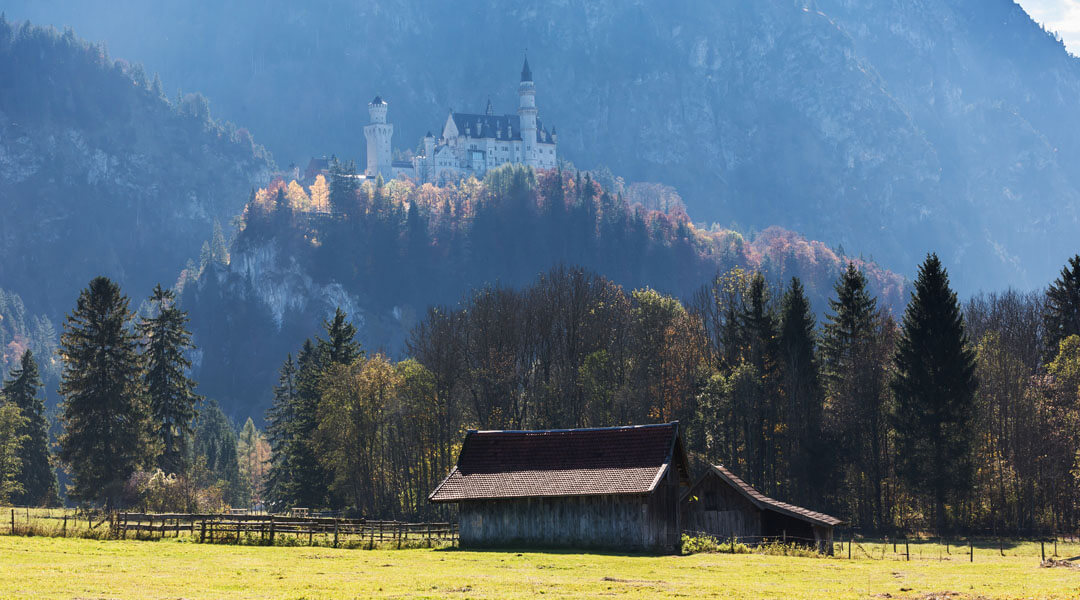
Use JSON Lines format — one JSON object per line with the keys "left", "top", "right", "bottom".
{"left": 3, "top": 507, "right": 457, "bottom": 548}
{"left": 111, "top": 513, "right": 458, "bottom": 548}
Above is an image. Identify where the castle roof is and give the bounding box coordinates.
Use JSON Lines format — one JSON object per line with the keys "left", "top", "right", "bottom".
{"left": 450, "top": 112, "right": 552, "bottom": 143}
{"left": 370, "top": 95, "right": 386, "bottom": 105}
{"left": 521, "top": 57, "right": 532, "bottom": 82}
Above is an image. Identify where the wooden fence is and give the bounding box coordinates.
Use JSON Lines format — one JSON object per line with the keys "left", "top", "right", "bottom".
{"left": 112, "top": 513, "right": 457, "bottom": 548}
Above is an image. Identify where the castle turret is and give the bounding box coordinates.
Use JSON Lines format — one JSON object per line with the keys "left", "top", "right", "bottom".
{"left": 364, "top": 95, "right": 394, "bottom": 179}
{"left": 518, "top": 57, "right": 538, "bottom": 168}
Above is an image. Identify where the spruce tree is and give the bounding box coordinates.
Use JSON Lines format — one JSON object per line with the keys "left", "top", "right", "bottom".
{"left": 3, "top": 350, "right": 59, "bottom": 506}
{"left": 1044, "top": 254, "right": 1080, "bottom": 359}
{"left": 777, "top": 278, "right": 822, "bottom": 504}
{"left": 319, "top": 307, "right": 363, "bottom": 365}
{"left": 139, "top": 284, "right": 201, "bottom": 475}
{"left": 192, "top": 399, "right": 244, "bottom": 507}
{"left": 821, "top": 262, "right": 886, "bottom": 528}
{"left": 893, "top": 253, "right": 978, "bottom": 533}
{"left": 739, "top": 273, "right": 779, "bottom": 491}
{"left": 265, "top": 354, "right": 298, "bottom": 508}
{"left": 289, "top": 340, "right": 332, "bottom": 508}
{"left": 0, "top": 401, "right": 27, "bottom": 504}
{"left": 58, "top": 277, "right": 150, "bottom": 508}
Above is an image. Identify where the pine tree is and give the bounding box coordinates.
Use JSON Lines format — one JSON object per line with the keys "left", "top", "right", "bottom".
{"left": 739, "top": 273, "right": 780, "bottom": 491}
{"left": 58, "top": 277, "right": 151, "bottom": 508}
{"left": 0, "top": 401, "right": 27, "bottom": 504}
{"left": 821, "top": 262, "right": 888, "bottom": 528}
{"left": 265, "top": 354, "right": 298, "bottom": 508}
{"left": 3, "top": 350, "right": 59, "bottom": 506}
{"left": 289, "top": 340, "right": 333, "bottom": 508}
{"left": 139, "top": 285, "right": 201, "bottom": 475}
{"left": 1044, "top": 255, "right": 1080, "bottom": 359}
{"left": 319, "top": 307, "right": 363, "bottom": 365}
{"left": 192, "top": 399, "right": 244, "bottom": 507}
{"left": 237, "top": 417, "right": 268, "bottom": 507}
{"left": 777, "top": 278, "right": 822, "bottom": 504}
{"left": 893, "top": 253, "right": 978, "bottom": 533}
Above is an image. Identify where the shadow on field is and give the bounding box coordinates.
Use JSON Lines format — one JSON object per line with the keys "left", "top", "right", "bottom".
{"left": 435, "top": 546, "right": 667, "bottom": 557}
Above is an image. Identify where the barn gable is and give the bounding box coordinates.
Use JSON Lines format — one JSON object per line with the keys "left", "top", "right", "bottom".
{"left": 682, "top": 464, "right": 844, "bottom": 554}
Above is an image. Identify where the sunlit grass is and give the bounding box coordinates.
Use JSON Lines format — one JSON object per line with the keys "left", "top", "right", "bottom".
{"left": 0, "top": 533, "right": 1077, "bottom": 599}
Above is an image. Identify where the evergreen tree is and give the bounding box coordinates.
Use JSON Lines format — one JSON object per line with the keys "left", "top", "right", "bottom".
{"left": 2, "top": 350, "right": 59, "bottom": 506}
{"left": 288, "top": 340, "right": 333, "bottom": 508}
{"left": 139, "top": 285, "right": 201, "bottom": 475}
{"left": 1044, "top": 254, "right": 1080, "bottom": 359}
{"left": 328, "top": 157, "right": 358, "bottom": 217}
{"left": 821, "top": 262, "right": 889, "bottom": 528}
{"left": 192, "top": 399, "right": 244, "bottom": 507}
{"left": 777, "top": 278, "right": 822, "bottom": 504}
{"left": 236, "top": 417, "right": 267, "bottom": 507}
{"left": 0, "top": 401, "right": 27, "bottom": 504}
{"left": 319, "top": 307, "right": 363, "bottom": 365}
{"left": 58, "top": 277, "right": 151, "bottom": 508}
{"left": 265, "top": 354, "right": 298, "bottom": 508}
{"left": 893, "top": 253, "right": 978, "bottom": 533}
{"left": 739, "top": 272, "right": 780, "bottom": 491}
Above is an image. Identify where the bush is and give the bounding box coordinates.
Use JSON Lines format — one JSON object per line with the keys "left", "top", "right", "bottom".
{"left": 681, "top": 534, "right": 751, "bottom": 555}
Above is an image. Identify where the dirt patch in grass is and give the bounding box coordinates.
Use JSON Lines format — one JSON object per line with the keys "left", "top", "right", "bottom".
{"left": 1041, "top": 558, "right": 1079, "bottom": 569}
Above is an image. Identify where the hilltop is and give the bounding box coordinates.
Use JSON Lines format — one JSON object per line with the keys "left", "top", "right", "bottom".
{"left": 181, "top": 165, "right": 904, "bottom": 418}
{"left": 8, "top": 0, "right": 1080, "bottom": 291}
{"left": 0, "top": 18, "right": 273, "bottom": 317}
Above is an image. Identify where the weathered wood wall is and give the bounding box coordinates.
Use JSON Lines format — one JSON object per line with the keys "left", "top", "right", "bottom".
{"left": 680, "top": 473, "right": 761, "bottom": 540}
{"left": 458, "top": 466, "right": 682, "bottom": 553}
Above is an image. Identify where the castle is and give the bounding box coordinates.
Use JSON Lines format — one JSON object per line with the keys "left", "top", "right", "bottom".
{"left": 363, "top": 58, "right": 557, "bottom": 184}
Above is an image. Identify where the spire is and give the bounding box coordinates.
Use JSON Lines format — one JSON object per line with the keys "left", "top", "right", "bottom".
{"left": 520, "top": 55, "right": 532, "bottom": 82}
{"left": 485, "top": 98, "right": 494, "bottom": 116}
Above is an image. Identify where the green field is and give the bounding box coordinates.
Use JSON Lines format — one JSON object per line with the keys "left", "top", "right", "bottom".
{"left": 0, "top": 534, "right": 1077, "bottom": 599}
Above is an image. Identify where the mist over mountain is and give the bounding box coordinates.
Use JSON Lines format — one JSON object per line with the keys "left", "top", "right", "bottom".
{"left": 6, "top": 0, "right": 1079, "bottom": 293}
{"left": 0, "top": 18, "right": 273, "bottom": 317}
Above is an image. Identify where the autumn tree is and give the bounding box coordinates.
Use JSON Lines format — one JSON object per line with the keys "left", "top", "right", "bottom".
{"left": 0, "top": 401, "right": 27, "bottom": 504}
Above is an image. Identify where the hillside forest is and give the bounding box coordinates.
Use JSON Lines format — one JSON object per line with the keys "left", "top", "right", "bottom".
{"left": 3, "top": 164, "right": 1079, "bottom": 538}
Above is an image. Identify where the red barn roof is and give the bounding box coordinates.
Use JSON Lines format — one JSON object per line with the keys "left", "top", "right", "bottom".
{"left": 429, "top": 423, "right": 689, "bottom": 502}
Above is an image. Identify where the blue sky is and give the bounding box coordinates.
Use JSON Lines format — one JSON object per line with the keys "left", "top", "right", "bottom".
{"left": 1018, "top": 0, "right": 1080, "bottom": 54}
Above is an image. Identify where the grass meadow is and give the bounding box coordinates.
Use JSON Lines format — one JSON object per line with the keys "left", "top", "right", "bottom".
{"left": 0, "top": 529, "right": 1077, "bottom": 599}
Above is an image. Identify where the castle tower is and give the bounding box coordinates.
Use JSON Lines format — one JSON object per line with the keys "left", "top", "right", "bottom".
{"left": 518, "top": 57, "right": 538, "bottom": 168}
{"left": 364, "top": 95, "right": 393, "bottom": 179}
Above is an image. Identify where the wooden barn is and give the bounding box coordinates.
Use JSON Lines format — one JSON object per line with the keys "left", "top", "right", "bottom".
{"left": 428, "top": 422, "right": 690, "bottom": 553}
{"left": 681, "top": 464, "right": 844, "bottom": 554}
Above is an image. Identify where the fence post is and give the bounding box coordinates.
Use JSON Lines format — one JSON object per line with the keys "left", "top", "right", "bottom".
{"left": 905, "top": 540, "right": 910, "bottom": 561}
{"left": 1042, "top": 541, "right": 1045, "bottom": 562}
{"left": 62, "top": 515, "right": 67, "bottom": 537}
{"left": 269, "top": 516, "right": 275, "bottom": 545}
{"left": 969, "top": 539, "right": 973, "bottom": 562}
{"left": 10, "top": 509, "right": 14, "bottom": 535}
{"left": 1054, "top": 537, "right": 1058, "bottom": 557}
{"left": 200, "top": 520, "right": 206, "bottom": 543}
{"left": 999, "top": 538, "right": 1003, "bottom": 557}
{"left": 334, "top": 521, "right": 339, "bottom": 548}
{"left": 848, "top": 534, "right": 852, "bottom": 560}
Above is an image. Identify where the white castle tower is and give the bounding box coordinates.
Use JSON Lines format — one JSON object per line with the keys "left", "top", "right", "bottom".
{"left": 364, "top": 95, "right": 393, "bottom": 179}
{"left": 518, "top": 57, "right": 538, "bottom": 168}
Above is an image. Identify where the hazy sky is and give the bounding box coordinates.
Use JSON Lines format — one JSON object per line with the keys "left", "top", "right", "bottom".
{"left": 1019, "top": 0, "right": 1080, "bottom": 54}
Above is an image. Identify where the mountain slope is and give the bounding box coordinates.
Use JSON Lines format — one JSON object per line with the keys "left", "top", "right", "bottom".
{"left": 6, "top": 0, "right": 1078, "bottom": 291}
{"left": 181, "top": 169, "right": 905, "bottom": 419}
{"left": 0, "top": 19, "right": 273, "bottom": 316}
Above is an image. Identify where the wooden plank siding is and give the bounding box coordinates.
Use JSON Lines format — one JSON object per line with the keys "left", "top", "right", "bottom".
{"left": 681, "top": 468, "right": 762, "bottom": 540}
{"left": 458, "top": 466, "right": 683, "bottom": 553}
